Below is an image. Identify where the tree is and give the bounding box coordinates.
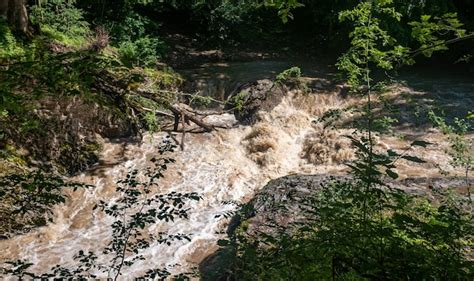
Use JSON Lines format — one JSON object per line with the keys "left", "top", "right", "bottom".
{"left": 214, "top": 1, "right": 473, "bottom": 280}
{"left": 0, "top": 0, "right": 30, "bottom": 35}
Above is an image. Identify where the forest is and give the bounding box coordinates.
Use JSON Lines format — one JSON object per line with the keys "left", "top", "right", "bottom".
{"left": 0, "top": 0, "right": 473, "bottom": 280}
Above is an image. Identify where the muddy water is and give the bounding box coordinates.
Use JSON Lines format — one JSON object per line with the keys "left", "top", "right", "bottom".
{"left": 179, "top": 59, "right": 333, "bottom": 103}
{"left": 0, "top": 60, "right": 472, "bottom": 279}
{"left": 0, "top": 92, "right": 350, "bottom": 278}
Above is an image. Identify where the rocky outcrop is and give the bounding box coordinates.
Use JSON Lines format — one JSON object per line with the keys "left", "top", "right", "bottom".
{"left": 199, "top": 174, "right": 473, "bottom": 280}
{"left": 226, "top": 79, "right": 285, "bottom": 125}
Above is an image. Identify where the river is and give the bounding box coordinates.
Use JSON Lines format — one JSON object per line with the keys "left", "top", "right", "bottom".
{"left": 0, "top": 60, "right": 472, "bottom": 279}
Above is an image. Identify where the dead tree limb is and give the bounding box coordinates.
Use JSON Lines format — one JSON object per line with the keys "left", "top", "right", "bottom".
{"left": 95, "top": 77, "right": 227, "bottom": 135}
{"left": 180, "top": 110, "right": 185, "bottom": 151}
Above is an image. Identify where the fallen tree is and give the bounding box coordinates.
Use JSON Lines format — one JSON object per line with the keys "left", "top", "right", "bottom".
{"left": 94, "top": 72, "right": 235, "bottom": 150}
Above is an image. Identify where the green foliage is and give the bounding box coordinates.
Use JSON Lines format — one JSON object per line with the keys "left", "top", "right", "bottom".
{"left": 143, "top": 68, "right": 183, "bottom": 90}
{"left": 227, "top": 181, "right": 473, "bottom": 280}
{"left": 428, "top": 110, "right": 473, "bottom": 192}
{"left": 220, "top": 119, "right": 472, "bottom": 280}
{"left": 215, "top": 2, "right": 473, "bottom": 280}
{"left": 0, "top": 20, "right": 26, "bottom": 60}
{"left": 31, "top": 0, "right": 89, "bottom": 35}
{"left": 410, "top": 13, "right": 468, "bottom": 57}
{"left": 372, "top": 116, "right": 398, "bottom": 134}
{"left": 40, "top": 25, "right": 88, "bottom": 48}
{"left": 0, "top": 171, "right": 88, "bottom": 215}
{"left": 1, "top": 0, "right": 473, "bottom": 279}
{"left": 205, "top": 1, "right": 253, "bottom": 41}
{"left": 189, "top": 94, "right": 214, "bottom": 107}
{"left": 275, "top": 66, "right": 302, "bottom": 84}
{"left": 95, "top": 6, "right": 165, "bottom": 66}
{"left": 228, "top": 91, "right": 248, "bottom": 111}
{"left": 109, "top": 11, "right": 152, "bottom": 43}
{"left": 0, "top": 171, "right": 90, "bottom": 235}
{"left": 117, "top": 36, "right": 165, "bottom": 67}
{"left": 96, "top": 139, "right": 200, "bottom": 279}
{"left": 176, "top": 0, "right": 302, "bottom": 43}
{"left": 220, "top": 125, "right": 471, "bottom": 280}
{"left": 337, "top": 0, "right": 412, "bottom": 89}
{"left": 1, "top": 51, "right": 112, "bottom": 99}
{"left": 268, "top": 0, "right": 304, "bottom": 23}
{"left": 142, "top": 111, "right": 160, "bottom": 132}
{"left": 0, "top": 45, "right": 179, "bottom": 177}
{"left": 30, "top": 0, "right": 90, "bottom": 47}
{"left": 275, "top": 66, "right": 310, "bottom": 92}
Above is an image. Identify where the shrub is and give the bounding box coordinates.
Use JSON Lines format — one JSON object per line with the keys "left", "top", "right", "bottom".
{"left": 30, "top": 0, "right": 90, "bottom": 47}
{"left": 117, "top": 37, "right": 165, "bottom": 67}
{"left": 109, "top": 11, "right": 152, "bottom": 42}
{"left": 275, "top": 66, "right": 302, "bottom": 84}
{"left": 228, "top": 180, "right": 473, "bottom": 280}
{"left": 0, "top": 19, "right": 25, "bottom": 60}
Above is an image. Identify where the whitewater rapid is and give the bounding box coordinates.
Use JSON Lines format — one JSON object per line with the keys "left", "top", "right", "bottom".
{"left": 0, "top": 89, "right": 354, "bottom": 278}
{"left": 1, "top": 74, "right": 463, "bottom": 278}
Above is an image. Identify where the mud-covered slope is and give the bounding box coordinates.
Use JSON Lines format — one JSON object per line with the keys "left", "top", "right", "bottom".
{"left": 0, "top": 54, "right": 182, "bottom": 176}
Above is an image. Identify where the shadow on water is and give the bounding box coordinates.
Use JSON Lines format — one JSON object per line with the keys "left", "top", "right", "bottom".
{"left": 177, "top": 59, "right": 337, "bottom": 103}
{"left": 396, "top": 66, "right": 473, "bottom": 129}
{"left": 178, "top": 58, "right": 473, "bottom": 134}
{"left": 337, "top": 64, "right": 474, "bottom": 136}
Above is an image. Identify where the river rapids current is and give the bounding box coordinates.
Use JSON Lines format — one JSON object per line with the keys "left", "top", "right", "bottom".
{"left": 0, "top": 61, "right": 473, "bottom": 279}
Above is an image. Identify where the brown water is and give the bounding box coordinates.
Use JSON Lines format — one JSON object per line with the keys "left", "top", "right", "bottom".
{"left": 0, "top": 60, "right": 472, "bottom": 279}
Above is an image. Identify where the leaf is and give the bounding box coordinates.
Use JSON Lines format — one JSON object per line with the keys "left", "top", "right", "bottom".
{"left": 388, "top": 149, "right": 400, "bottom": 157}
{"left": 402, "top": 155, "right": 426, "bottom": 163}
{"left": 410, "top": 140, "right": 432, "bottom": 148}
{"left": 386, "top": 169, "right": 399, "bottom": 179}
{"left": 217, "top": 239, "right": 229, "bottom": 246}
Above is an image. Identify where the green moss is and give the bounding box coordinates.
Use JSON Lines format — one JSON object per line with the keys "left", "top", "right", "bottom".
{"left": 143, "top": 67, "right": 183, "bottom": 90}
{"left": 84, "top": 142, "right": 101, "bottom": 153}
{"left": 0, "top": 144, "right": 28, "bottom": 174}
{"left": 5, "top": 155, "right": 27, "bottom": 167}
{"left": 238, "top": 220, "right": 250, "bottom": 233}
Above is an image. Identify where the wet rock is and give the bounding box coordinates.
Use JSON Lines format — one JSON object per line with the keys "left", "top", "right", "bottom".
{"left": 236, "top": 175, "right": 347, "bottom": 237}
{"left": 199, "top": 174, "right": 473, "bottom": 280}
{"left": 240, "top": 175, "right": 473, "bottom": 236}
{"left": 227, "top": 79, "right": 286, "bottom": 125}
{"left": 199, "top": 247, "right": 236, "bottom": 281}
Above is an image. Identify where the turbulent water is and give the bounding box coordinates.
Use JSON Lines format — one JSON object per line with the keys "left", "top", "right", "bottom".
{"left": 1, "top": 61, "right": 472, "bottom": 279}
{"left": 0, "top": 87, "right": 352, "bottom": 278}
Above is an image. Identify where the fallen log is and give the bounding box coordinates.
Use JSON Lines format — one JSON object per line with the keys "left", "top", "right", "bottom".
{"left": 94, "top": 77, "right": 228, "bottom": 149}
{"left": 168, "top": 103, "right": 213, "bottom": 133}
{"left": 136, "top": 90, "right": 216, "bottom": 131}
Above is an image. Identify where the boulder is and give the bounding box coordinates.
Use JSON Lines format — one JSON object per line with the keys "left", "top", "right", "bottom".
{"left": 199, "top": 174, "right": 473, "bottom": 280}
{"left": 227, "top": 79, "right": 286, "bottom": 125}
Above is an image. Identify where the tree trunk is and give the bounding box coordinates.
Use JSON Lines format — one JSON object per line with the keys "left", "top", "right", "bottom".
{"left": 0, "top": 0, "right": 8, "bottom": 18}
{"left": 1, "top": 0, "right": 30, "bottom": 35}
